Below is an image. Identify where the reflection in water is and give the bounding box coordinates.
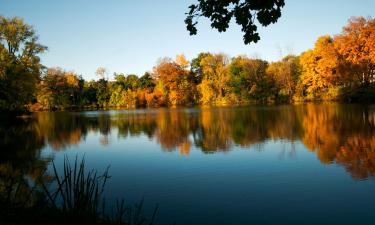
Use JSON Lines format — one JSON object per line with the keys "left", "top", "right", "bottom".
{"left": 0, "top": 116, "right": 49, "bottom": 206}
{"left": 1, "top": 104, "right": 375, "bottom": 182}
{"left": 301, "top": 104, "right": 375, "bottom": 179}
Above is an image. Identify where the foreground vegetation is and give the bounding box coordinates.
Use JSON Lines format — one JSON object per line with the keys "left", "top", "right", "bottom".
{"left": 0, "top": 16, "right": 374, "bottom": 112}
{"left": 0, "top": 156, "right": 159, "bottom": 225}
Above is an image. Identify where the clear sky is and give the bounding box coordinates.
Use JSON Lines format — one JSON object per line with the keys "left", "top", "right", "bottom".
{"left": 1, "top": 0, "right": 374, "bottom": 80}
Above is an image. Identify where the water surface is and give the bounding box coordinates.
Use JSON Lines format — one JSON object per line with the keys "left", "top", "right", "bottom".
{"left": 1, "top": 104, "right": 375, "bottom": 225}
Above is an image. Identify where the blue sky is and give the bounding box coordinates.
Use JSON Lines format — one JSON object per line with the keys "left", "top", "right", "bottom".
{"left": 1, "top": 0, "right": 374, "bottom": 80}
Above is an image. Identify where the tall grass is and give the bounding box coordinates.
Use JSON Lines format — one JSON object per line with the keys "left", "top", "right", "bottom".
{"left": 40, "top": 155, "right": 110, "bottom": 223}
{"left": 40, "top": 155, "right": 159, "bottom": 225}
{"left": 107, "top": 198, "right": 159, "bottom": 225}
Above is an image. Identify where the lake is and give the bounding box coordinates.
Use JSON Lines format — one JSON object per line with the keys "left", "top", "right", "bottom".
{"left": 1, "top": 103, "right": 375, "bottom": 225}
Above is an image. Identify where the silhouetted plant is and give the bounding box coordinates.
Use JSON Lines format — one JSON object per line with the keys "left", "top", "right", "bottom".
{"left": 40, "top": 155, "right": 110, "bottom": 223}
{"left": 105, "top": 198, "right": 159, "bottom": 225}
{"left": 39, "top": 155, "right": 161, "bottom": 225}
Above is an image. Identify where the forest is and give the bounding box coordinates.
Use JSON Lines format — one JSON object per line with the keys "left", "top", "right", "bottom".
{"left": 0, "top": 16, "right": 374, "bottom": 112}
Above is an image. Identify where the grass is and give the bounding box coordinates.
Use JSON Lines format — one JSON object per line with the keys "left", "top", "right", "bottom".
{"left": 1, "top": 155, "right": 162, "bottom": 225}
{"left": 40, "top": 155, "right": 110, "bottom": 223}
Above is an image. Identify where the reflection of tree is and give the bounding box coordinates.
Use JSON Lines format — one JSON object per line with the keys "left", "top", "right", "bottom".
{"left": 230, "top": 106, "right": 302, "bottom": 147}
{"left": 179, "top": 140, "right": 191, "bottom": 156}
{"left": 300, "top": 104, "right": 375, "bottom": 179}
{"left": 115, "top": 113, "right": 157, "bottom": 139}
{"left": 35, "top": 112, "right": 86, "bottom": 150}
{"left": 336, "top": 136, "right": 375, "bottom": 179}
{"left": 195, "top": 109, "right": 232, "bottom": 152}
{"left": 0, "top": 115, "right": 49, "bottom": 206}
{"left": 155, "top": 110, "right": 195, "bottom": 151}
{"left": 300, "top": 104, "right": 342, "bottom": 163}
{"left": 9, "top": 104, "right": 375, "bottom": 180}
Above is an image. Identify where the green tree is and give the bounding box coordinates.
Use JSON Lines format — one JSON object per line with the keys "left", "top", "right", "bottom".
{"left": 125, "top": 74, "right": 140, "bottom": 90}
{"left": 113, "top": 73, "right": 127, "bottom": 87}
{"left": 96, "top": 78, "right": 109, "bottom": 107}
{"left": 138, "top": 72, "right": 155, "bottom": 90}
{"left": 191, "top": 52, "right": 211, "bottom": 84}
{"left": 266, "top": 55, "right": 301, "bottom": 101}
{"left": 228, "top": 56, "right": 274, "bottom": 103}
{"left": 0, "top": 16, "right": 47, "bottom": 112}
{"left": 81, "top": 80, "right": 98, "bottom": 106}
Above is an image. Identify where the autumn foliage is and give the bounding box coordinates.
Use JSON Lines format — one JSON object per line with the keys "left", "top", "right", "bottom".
{"left": 298, "top": 17, "right": 375, "bottom": 101}
{"left": 1, "top": 16, "right": 375, "bottom": 112}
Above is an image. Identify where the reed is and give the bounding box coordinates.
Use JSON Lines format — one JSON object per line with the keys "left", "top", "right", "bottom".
{"left": 40, "top": 155, "right": 159, "bottom": 225}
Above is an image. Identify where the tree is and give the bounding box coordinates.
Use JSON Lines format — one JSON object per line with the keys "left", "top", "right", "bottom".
{"left": 228, "top": 56, "right": 273, "bottom": 102}
{"left": 95, "top": 67, "right": 108, "bottom": 79}
{"left": 199, "top": 53, "right": 230, "bottom": 104}
{"left": 65, "top": 72, "right": 83, "bottom": 105}
{"left": 228, "top": 56, "right": 251, "bottom": 101}
{"left": 334, "top": 17, "right": 375, "bottom": 86}
{"left": 175, "top": 53, "right": 189, "bottom": 69}
{"left": 191, "top": 52, "right": 211, "bottom": 84}
{"left": 266, "top": 55, "right": 301, "bottom": 100}
{"left": 153, "top": 56, "right": 195, "bottom": 106}
{"left": 185, "top": 0, "right": 285, "bottom": 44}
{"left": 36, "top": 68, "right": 82, "bottom": 110}
{"left": 138, "top": 72, "right": 155, "bottom": 90}
{"left": 299, "top": 36, "right": 341, "bottom": 99}
{"left": 96, "top": 78, "right": 109, "bottom": 107}
{"left": 109, "top": 73, "right": 141, "bottom": 107}
{"left": 0, "top": 16, "right": 46, "bottom": 112}
{"left": 125, "top": 74, "right": 140, "bottom": 90}
{"left": 113, "top": 73, "right": 127, "bottom": 87}
{"left": 81, "top": 80, "right": 98, "bottom": 106}
{"left": 109, "top": 85, "right": 137, "bottom": 108}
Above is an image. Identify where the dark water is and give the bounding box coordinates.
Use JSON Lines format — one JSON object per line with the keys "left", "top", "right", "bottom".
{"left": 1, "top": 104, "right": 375, "bottom": 225}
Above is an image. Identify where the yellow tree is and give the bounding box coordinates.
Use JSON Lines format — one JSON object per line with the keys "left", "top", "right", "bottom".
{"left": 36, "top": 68, "right": 82, "bottom": 110}
{"left": 198, "top": 53, "right": 229, "bottom": 104}
{"left": 299, "top": 36, "right": 340, "bottom": 99}
{"left": 334, "top": 17, "right": 375, "bottom": 85}
{"left": 153, "top": 55, "right": 194, "bottom": 106}
{"left": 175, "top": 53, "right": 189, "bottom": 69}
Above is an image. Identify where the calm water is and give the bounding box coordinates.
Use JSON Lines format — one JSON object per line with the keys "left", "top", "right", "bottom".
{"left": 1, "top": 104, "right": 375, "bottom": 225}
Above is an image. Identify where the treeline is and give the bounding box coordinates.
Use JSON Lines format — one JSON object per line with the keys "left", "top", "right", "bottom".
{"left": 30, "top": 53, "right": 302, "bottom": 110}
{"left": 0, "top": 16, "right": 374, "bottom": 112}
